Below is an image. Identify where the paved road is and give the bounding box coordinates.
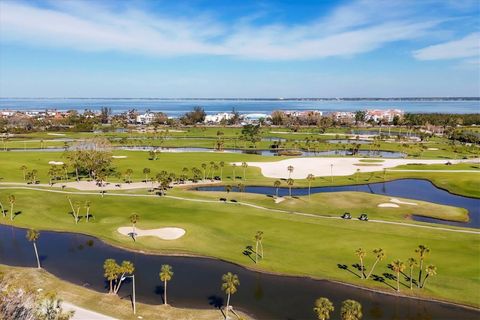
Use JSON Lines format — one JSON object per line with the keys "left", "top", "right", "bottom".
{"left": 63, "top": 302, "right": 117, "bottom": 320}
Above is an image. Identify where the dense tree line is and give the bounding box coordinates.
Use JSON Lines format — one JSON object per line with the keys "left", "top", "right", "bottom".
{"left": 403, "top": 113, "right": 480, "bottom": 126}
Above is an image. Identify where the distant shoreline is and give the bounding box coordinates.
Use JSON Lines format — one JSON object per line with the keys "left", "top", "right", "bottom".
{"left": 1, "top": 97, "right": 479, "bottom": 101}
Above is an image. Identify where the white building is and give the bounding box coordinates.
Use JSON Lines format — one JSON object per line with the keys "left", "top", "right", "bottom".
{"left": 365, "top": 109, "right": 403, "bottom": 122}
{"left": 204, "top": 112, "right": 234, "bottom": 123}
{"left": 136, "top": 112, "right": 156, "bottom": 124}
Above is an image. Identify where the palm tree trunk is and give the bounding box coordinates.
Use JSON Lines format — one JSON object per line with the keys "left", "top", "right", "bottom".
{"left": 260, "top": 241, "right": 264, "bottom": 258}
{"left": 366, "top": 258, "right": 380, "bottom": 279}
{"left": 109, "top": 280, "right": 113, "bottom": 294}
{"left": 225, "top": 293, "right": 231, "bottom": 320}
{"left": 289, "top": 186, "right": 292, "bottom": 197}
{"left": 418, "top": 260, "right": 423, "bottom": 288}
{"left": 133, "top": 223, "right": 136, "bottom": 239}
{"left": 396, "top": 271, "right": 400, "bottom": 292}
{"left": 255, "top": 241, "right": 258, "bottom": 264}
{"left": 75, "top": 167, "right": 79, "bottom": 181}
{"left": 33, "top": 242, "right": 41, "bottom": 268}
{"left": 421, "top": 274, "right": 429, "bottom": 288}
{"left": 308, "top": 183, "right": 311, "bottom": 198}
{"left": 220, "top": 168, "right": 223, "bottom": 181}
{"left": 10, "top": 204, "right": 14, "bottom": 221}
{"left": 164, "top": 280, "right": 167, "bottom": 304}
{"left": 276, "top": 187, "right": 279, "bottom": 197}
{"left": 360, "top": 258, "right": 364, "bottom": 279}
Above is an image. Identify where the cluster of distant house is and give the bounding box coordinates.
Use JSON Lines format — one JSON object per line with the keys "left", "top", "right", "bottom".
{"left": 1, "top": 108, "right": 404, "bottom": 125}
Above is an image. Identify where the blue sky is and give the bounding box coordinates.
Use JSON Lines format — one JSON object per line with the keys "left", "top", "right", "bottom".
{"left": 0, "top": 0, "right": 479, "bottom": 98}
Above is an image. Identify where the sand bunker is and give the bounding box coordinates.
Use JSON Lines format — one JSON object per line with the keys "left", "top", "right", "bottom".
{"left": 47, "top": 133, "right": 66, "bottom": 136}
{"left": 391, "top": 198, "right": 417, "bottom": 206}
{"left": 117, "top": 227, "right": 185, "bottom": 240}
{"left": 378, "top": 203, "right": 400, "bottom": 208}
{"left": 48, "top": 161, "right": 64, "bottom": 165}
{"left": 427, "top": 148, "right": 439, "bottom": 151}
{"left": 112, "top": 156, "right": 128, "bottom": 159}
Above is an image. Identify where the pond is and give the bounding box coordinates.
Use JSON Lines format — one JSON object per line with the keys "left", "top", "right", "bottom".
{"left": 197, "top": 179, "right": 480, "bottom": 228}
{"left": 2, "top": 146, "right": 406, "bottom": 158}
{"left": 0, "top": 225, "right": 477, "bottom": 320}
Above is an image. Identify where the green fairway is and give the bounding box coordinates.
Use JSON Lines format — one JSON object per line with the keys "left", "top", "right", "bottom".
{"left": 0, "top": 187, "right": 479, "bottom": 308}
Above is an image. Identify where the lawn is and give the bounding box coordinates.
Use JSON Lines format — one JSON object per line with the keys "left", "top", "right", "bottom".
{"left": 0, "top": 187, "right": 479, "bottom": 308}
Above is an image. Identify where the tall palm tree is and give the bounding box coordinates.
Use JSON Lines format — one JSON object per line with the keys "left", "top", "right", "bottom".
{"left": 232, "top": 164, "right": 237, "bottom": 181}
{"left": 221, "top": 272, "right": 240, "bottom": 320}
{"left": 159, "top": 264, "right": 173, "bottom": 305}
{"left": 219, "top": 161, "right": 225, "bottom": 180}
{"left": 341, "top": 299, "right": 362, "bottom": 320}
{"left": 287, "top": 178, "right": 294, "bottom": 197}
{"left": 8, "top": 194, "right": 15, "bottom": 221}
{"left": 20, "top": 165, "right": 27, "bottom": 181}
{"left": 391, "top": 259, "right": 406, "bottom": 292}
{"left": 313, "top": 297, "right": 334, "bottom": 320}
{"left": 274, "top": 180, "right": 281, "bottom": 197}
{"left": 241, "top": 162, "right": 248, "bottom": 181}
{"left": 407, "top": 257, "right": 417, "bottom": 289}
{"left": 287, "top": 165, "right": 294, "bottom": 178}
{"left": 254, "top": 231, "right": 264, "bottom": 263}
{"left": 201, "top": 163, "right": 207, "bottom": 180}
{"left": 143, "top": 168, "right": 151, "bottom": 182}
{"left": 421, "top": 264, "right": 437, "bottom": 289}
{"left": 26, "top": 229, "right": 41, "bottom": 268}
{"left": 130, "top": 213, "right": 140, "bottom": 239}
{"left": 125, "top": 168, "right": 133, "bottom": 183}
{"left": 415, "top": 245, "right": 430, "bottom": 287}
{"left": 84, "top": 201, "right": 91, "bottom": 222}
{"left": 366, "top": 248, "right": 385, "bottom": 279}
{"left": 307, "top": 174, "right": 315, "bottom": 198}
{"left": 355, "top": 248, "right": 366, "bottom": 279}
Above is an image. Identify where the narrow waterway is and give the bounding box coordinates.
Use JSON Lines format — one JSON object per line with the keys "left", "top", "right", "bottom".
{"left": 0, "top": 225, "right": 478, "bottom": 320}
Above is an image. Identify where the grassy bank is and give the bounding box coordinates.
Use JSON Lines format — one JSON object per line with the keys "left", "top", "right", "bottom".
{"left": 0, "top": 187, "right": 478, "bottom": 308}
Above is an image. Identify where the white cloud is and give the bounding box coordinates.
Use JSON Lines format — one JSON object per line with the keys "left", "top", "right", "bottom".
{"left": 413, "top": 32, "right": 480, "bottom": 60}
{"left": 0, "top": 0, "right": 444, "bottom": 60}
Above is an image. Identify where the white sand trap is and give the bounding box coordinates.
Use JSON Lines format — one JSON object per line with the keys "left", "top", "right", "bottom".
{"left": 47, "top": 133, "right": 66, "bottom": 136}
{"left": 48, "top": 161, "right": 64, "bottom": 165}
{"left": 427, "top": 148, "right": 439, "bottom": 151}
{"left": 274, "top": 197, "right": 285, "bottom": 204}
{"left": 234, "top": 158, "right": 477, "bottom": 179}
{"left": 378, "top": 203, "right": 400, "bottom": 208}
{"left": 112, "top": 155, "right": 128, "bottom": 159}
{"left": 118, "top": 227, "right": 185, "bottom": 240}
{"left": 390, "top": 198, "right": 418, "bottom": 206}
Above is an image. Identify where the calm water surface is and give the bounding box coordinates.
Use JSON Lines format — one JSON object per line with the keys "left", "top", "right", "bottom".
{"left": 0, "top": 225, "right": 478, "bottom": 320}
{"left": 197, "top": 179, "right": 480, "bottom": 228}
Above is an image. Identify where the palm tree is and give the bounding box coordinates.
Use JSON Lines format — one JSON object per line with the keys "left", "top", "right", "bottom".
{"left": 26, "top": 229, "right": 41, "bottom": 268}
{"left": 287, "top": 165, "right": 294, "bottom": 178}
{"left": 159, "top": 264, "right": 173, "bottom": 305}
{"left": 341, "top": 299, "right": 362, "bottom": 320}
{"left": 421, "top": 264, "right": 437, "bottom": 289}
{"left": 307, "top": 174, "right": 315, "bottom": 198}
{"left": 287, "top": 178, "right": 294, "bottom": 197}
{"left": 366, "top": 248, "right": 385, "bottom": 279}
{"left": 219, "top": 161, "right": 225, "bottom": 180}
{"left": 415, "top": 245, "right": 430, "bottom": 287}
{"left": 20, "top": 165, "right": 27, "bottom": 181}
{"left": 313, "top": 297, "right": 334, "bottom": 320}
{"left": 84, "top": 201, "right": 91, "bottom": 222}
{"left": 125, "top": 168, "right": 133, "bottom": 183}
{"left": 221, "top": 272, "right": 240, "bottom": 320}
{"left": 383, "top": 168, "right": 387, "bottom": 181}
{"left": 241, "top": 162, "right": 248, "bottom": 181}
{"left": 201, "top": 163, "right": 207, "bottom": 180}
{"left": 254, "top": 231, "right": 264, "bottom": 263}
{"left": 8, "top": 194, "right": 15, "bottom": 221}
{"left": 232, "top": 164, "right": 237, "bottom": 181}
{"left": 130, "top": 213, "right": 140, "bottom": 239}
{"left": 274, "top": 180, "right": 281, "bottom": 197}
{"left": 391, "top": 259, "right": 406, "bottom": 292}
{"left": 355, "top": 248, "right": 366, "bottom": 279}
{"left": 407, "top": 257, "right": 417, "bottom": 289}
{"left": 143, "top": 168, "right": 151, "bottom": 182}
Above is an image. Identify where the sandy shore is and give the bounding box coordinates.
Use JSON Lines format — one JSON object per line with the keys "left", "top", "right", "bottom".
{"left": 234, "top": 157, "right": 478, "bottom": 179}
{"left": 118, "top": 226, "right": 186, "bottom": 240}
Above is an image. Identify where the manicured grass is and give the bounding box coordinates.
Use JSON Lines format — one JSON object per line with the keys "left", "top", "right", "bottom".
{"left": 0, "top": 187, "right": 479, "bottom": 308}
{"left": 0, "top": 265, "right": 246, "bottom": 320}
{"left": 1, "top": 150, "right": 478, "bottom": 198}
